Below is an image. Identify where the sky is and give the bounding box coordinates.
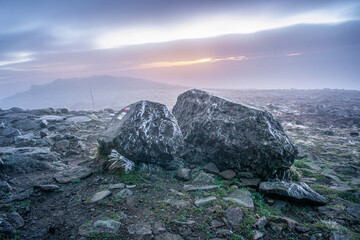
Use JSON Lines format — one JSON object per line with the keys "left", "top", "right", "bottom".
{"left": 0, "top": 0, "right": 360, "bottom": 98}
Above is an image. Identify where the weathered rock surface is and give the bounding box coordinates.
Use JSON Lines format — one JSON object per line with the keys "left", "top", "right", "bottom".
{"left": 79, "top": 220, "right": 121, "bottom": 235}
{"left": 224, "top": 189, "right": 254, "bottom": 208}
{"left": 259, "top": 181, "right": 327, "bottom": 205}
{"left": 54, "top": 167, "right": 92, "bottom": 183}
{"left": 172, "top": 89, "right": 298, "bottom": 179}
{"left": 98, "top": 100, "right": 184, "bottom": 168}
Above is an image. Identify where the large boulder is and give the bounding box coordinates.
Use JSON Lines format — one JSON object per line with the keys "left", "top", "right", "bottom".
{"left": 98, "top": 100, "right": 183, "bottom": 167}
{"left": 172, "top": 89, "right": 298, "bottom": 179}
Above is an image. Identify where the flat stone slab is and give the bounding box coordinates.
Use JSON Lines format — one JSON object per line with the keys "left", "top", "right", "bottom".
{"left": 54, "top": 167, "right": 92, "bottom": 184}
{"left": 40, "top": 115, "right": 65, "bottom": 122}
{"left": 91, "top": 190, "right": 111, "bottom": 203}
{"left": 165, "top": 199, "right": 191, "bottom": 208}
{"left": 224, "top": 189, "right": 254, "bottom": 208}
{"left": 183, "top": 185, "right": 219, "bottom": 192}
{"left": 195, "top": 196, "right": 217, "bottom": 207}
{"left": 116, "top": 188, "right": 133, "bottom": 198}
{"left": 259, "top": 181, "right": 327, "bottom": 205}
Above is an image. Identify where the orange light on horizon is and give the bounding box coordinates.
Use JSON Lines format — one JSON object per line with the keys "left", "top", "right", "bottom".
{"left": 126, "top": 56, "right": 248, "bottom": 71}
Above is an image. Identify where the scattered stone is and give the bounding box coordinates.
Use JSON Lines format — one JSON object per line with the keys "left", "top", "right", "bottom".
{"left": 239, "top": 177, "right": 261, "bottom": 188}
{"left": 170, "top": 189, "right": 185, "bottom": 196}
{"left": 98, "top": 101, "right": 184, "bottom": 168}
{"left": 295, "top": 226, "right": 310, "bottom": 233}
{"left": 193, "top": 171, "right": 216, "bottom": 184}
{"left": 127, "top": 222, "right": 152, "bottom": 236}
{"left": 54, "top": 167, "right": 92, "bottom": 183}
{"left": 91, "top": 190, "right": 111, "bottom": 203}
{"left": 116, "top": 188, "right": 133, "bottom": 198}
{"left": 215, "top": 228, "right": 233, "bottom": 237}
{"left": 225, "top": 207, "right": 243, "bottom": 229}
{"left": 109, "top": 183, "right": 125, "bottom": 190}
{"left": 155, "top": 232, "right": 184, "bottom": 240}
{"left": 211, "top": 220, "right": 225, "bottom": 229}
{"left": 195, "top": 196, "right": 217, "bottom": 207}
{"left": 153, "top": 221, "right": 166, "bottom": 235}
{"left": 183, "top": 185, "right": 219, "bottom": 192}
{"left": 273, "top": 216, "right": 297, "bottom": 229}
{"left": 40, "top": 129, "right": 50, "bottom": 138}
{"left": 39, "top": 119, "right": 48, "bottom": 128}
{"left": 254, "top": 216, "right": 268, "bottom": 230}
{"left": 253, "top": 230, "right": 265, "bottom": 239}
{"left": 223, "top": 189, "right": 254, "bottom": 208}
{"left": 219, "top": 170, "right": 236, "bottom": 180}
{"left": 40, "top": 115, "right": 65, "bottom": 122}
{"left": 202, "top": 162, "right": 220, "bottom": 174}
{"left": 176, "top": 168, "right": 191, "bottom": 181}
{"left": 165, "top": 198, "right": 190, "bottom": 208}
{"left": 55, "top": 139, "right": 70, "bottom": 150}
{"left": 172, "top": 89, "right": 298, "bottom": 179}
{"left": 269, "top": 222, "right": 283, "bottom": 233}
{"left": 259, "top": 181, "right": 327, "bottom": 205}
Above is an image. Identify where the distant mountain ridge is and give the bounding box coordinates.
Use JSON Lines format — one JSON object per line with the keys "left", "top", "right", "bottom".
{"left": 0, "top": 76, "right": 188, "bottom": 110}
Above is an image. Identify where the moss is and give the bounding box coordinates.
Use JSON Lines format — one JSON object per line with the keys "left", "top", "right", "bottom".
{"left": 338, "top": 191, "right": 360, "bottom": 204}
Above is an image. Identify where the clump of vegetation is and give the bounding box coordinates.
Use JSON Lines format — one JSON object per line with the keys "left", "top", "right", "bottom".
{"left": 251, "top": 191, "right": 280, "bottom": 217}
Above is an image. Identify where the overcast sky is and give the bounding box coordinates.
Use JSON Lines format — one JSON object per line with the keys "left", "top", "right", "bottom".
{"left": 0, "top": 0, "right": 360, "bottom": 98}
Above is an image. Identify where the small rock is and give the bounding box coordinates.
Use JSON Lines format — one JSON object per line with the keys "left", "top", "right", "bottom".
{"left": 40, "top": 129, "right": 50, "bottom": 138}
{"left": 55, "top": 139, "right": 70, "bottom": 150}
{"left": 195, "top": 196, "right": 217, "bottom": 207}
{"left": 40, "top": 119, "right": 48, "bottom": 128}
{"left": 91, "top": 190, "right": 111, "bottom": 203}
{"left": 269, "top": 222, "right": 283, "bottom": 233}
{"left": 155, "top": 232, "right": 184, "bottom": 240}
{"left": 127, "top": 222, "right": 152, "bottom": 236}
{"left": 211, "top": 220, "right": 225, "bottom": 229}
{"left": 219, "top": 170, "right": 236, "bottom": 180}
{"left": 216, "top": 228, "right": 233, "bottom": 237}
{"left": 93, "top": 220, "right": 121, "bottom": 232}
{"left": 254, "top": 216, "right": 267, "bottom": 230}
{"left": 225, "top": 207, "right": 243, "bottom": 229}
{"left": 239, "top": 178, "right": 261, "bottom": 187}
{"left": 253, "top": 230, "right": 264, "bottom": 239}
{"left": 165, "top": 199, "right": 191, "bottom": 208}
{"left": 295, "top": 225, "right": 310, "bottom": 233}
{"left": 223, "top": 189, "right": 254, "bottom": 208}
{"left": 170, "top": 189, "right": 185, "bottom": 196}
{"left": 273, "top": 216, "right": 297, "bottom": 229}
{"left": 176, "top": 168, "right": 191, "bottom": 181}
{"left": 153, "top": 221, "right": 166, "bottom": 235}
{"left": 116, "top": 188, "right": 133, "bottom": 198}
{"left": 202, "top": 162, "right": 220, "bottom": 174}
{"left": 109, "top": 183, "right": 125, "bottom": 190}
{"left": 193, "top": 171, "right": 216, "bottom": 184}
{"left": 54, "top": 167, "right": 92, "bottom": 184}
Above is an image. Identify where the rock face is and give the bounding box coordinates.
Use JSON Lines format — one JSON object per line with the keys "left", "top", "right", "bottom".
{"left": 98, "top": 100, "right": 183, "bottom": 168}
{"left": 172, "top": 89, "right": 298, "bottom": 179}
{"left": 259, "top": 181, "right": 327, "bottom": 205}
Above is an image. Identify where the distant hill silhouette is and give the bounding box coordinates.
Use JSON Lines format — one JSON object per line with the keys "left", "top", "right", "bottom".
{"left": 0, "top": 75, "right": 188, "bottom": 110}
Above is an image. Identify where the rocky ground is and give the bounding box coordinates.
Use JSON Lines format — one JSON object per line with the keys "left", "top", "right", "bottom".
{"left": 0, "top": 89, "right": 359, "bottom": 240}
